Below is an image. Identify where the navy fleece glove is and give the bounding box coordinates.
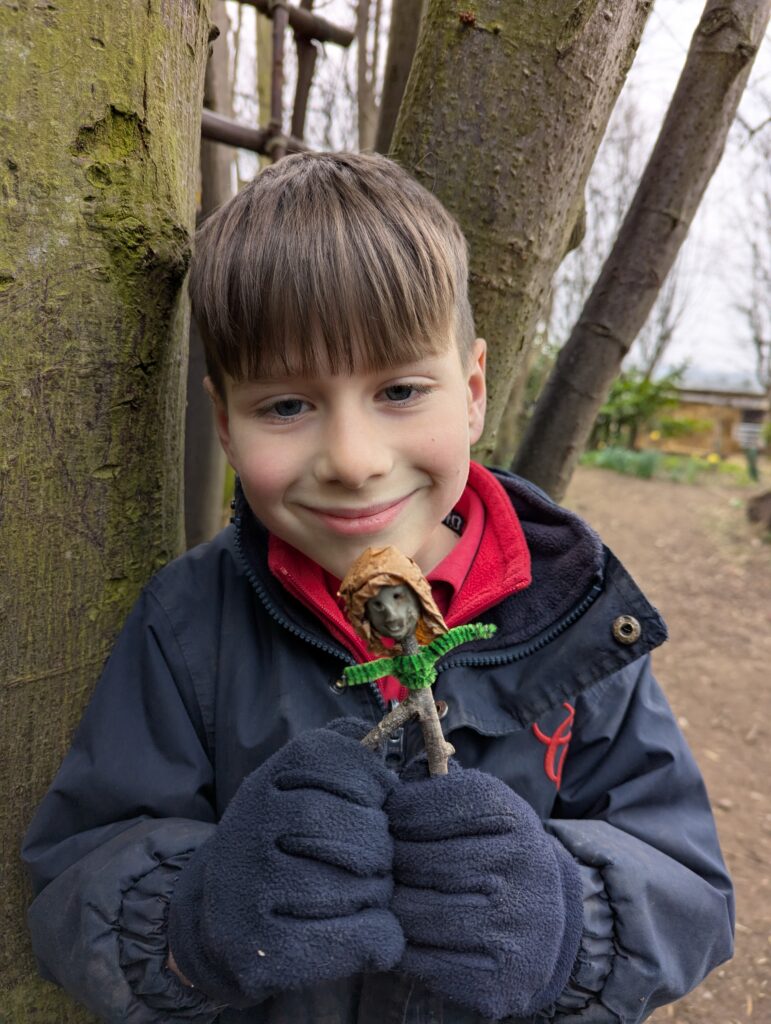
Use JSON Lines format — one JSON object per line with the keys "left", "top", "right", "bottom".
{"left": 167, "top": 720, "right": 404, "bottom": 1008}
{"left": 386, "top": 759, "right": 583, "bottom": 1020}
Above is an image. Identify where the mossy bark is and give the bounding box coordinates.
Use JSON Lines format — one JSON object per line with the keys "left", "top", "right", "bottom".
{"left": 390, "top": 0, "right": 653, "bottom": 459}
{"left": 0, "top": 1, "right": 212, "bottom": 1017}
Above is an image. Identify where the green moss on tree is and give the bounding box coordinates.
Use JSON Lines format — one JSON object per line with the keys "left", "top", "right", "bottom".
{"left": 0, "top": 1, "right": 212, "bottom": 1015}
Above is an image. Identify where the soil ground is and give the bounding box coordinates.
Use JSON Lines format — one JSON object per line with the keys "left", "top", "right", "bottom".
{"left": 563, "top": 465, "right": 771, "bottom": 1024}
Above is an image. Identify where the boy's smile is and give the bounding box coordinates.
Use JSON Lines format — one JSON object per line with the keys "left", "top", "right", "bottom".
{"left": 303, "top": 493, "right": 416, "bottom": 536}
{"left": 209, "top": 339, "right": 486, "bottom": 579}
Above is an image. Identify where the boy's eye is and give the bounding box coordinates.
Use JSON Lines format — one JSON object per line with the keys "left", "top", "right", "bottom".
{"left": 382, "top": 383, "right": 432, "bottom": 403}
{"left": 265, "top": 398, "right": 306, "bottom": 418}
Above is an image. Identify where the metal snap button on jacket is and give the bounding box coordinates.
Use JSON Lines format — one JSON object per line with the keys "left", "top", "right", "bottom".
{"left": 435, "top": 700, "right": 448, "bottom": 719}
{"left": 332, "top": 678, "right": 347, "bottom": 692}
{"left": 612, "top": 615, "right": 641, "bottom": 645}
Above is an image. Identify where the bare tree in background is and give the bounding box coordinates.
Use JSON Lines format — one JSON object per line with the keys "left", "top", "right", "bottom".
{"left": 494, "top": 85, "right": 688, "bottom": 464}
{"left": 356, "top": 0, "right": 384, "bottom": 150}
{"left": 514, "top": 0, "right": 771, "bottom": 501}
{"left": 375, "top": 0, "right": 426, "bottom": 154}
{"left": 552, "top": 91, "right": 689, "bottom": 377}
{"left": 256, "top": 5, "right": 274, "bottom": 138}
{"left": 549, "top": 93, "right": 647, "bottom": 349}
{"left": 735, "top": 92, "right": 771, "bottom": 392}
{"left": 299, "top": 4, "right": 359, "bottom": 151}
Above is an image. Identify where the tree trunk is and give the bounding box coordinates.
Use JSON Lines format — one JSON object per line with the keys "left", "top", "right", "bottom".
{"left": 391, "top": 0, "right": 653, "bottom": 460}
{"left": 0, "top": 1, "right": 211, "bottom": 1016}
{"left": 514, "top": 0, "right": 771, "bottom": 501}
{"left": 374, "top": 0, "right": 426, "bottom": 155}
{"left": 185, "top": 1, "right": 232, "bottom": 548}
{"left": 356, "top": 0, "right": 381, "bottom": 151}
{"left": 490, "top": 349, "right": 535, "bottom": 467}
{"left": 254, "top": 3, "right": 274, "bottom": 173}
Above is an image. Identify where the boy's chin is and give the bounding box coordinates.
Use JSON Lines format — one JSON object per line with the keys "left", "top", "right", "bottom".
{"left": 314, "top": 545, "right": 389, "bottom": 583}
{"left": 313, "top": 530, "right": 454, "bottom": 582}
{"left": 307, "top": 536, "right": 411, "bottom": 582}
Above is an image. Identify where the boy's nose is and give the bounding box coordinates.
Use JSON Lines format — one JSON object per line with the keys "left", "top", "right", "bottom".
{"left": 314, "top": 413, "right": 393, "bottom": 489}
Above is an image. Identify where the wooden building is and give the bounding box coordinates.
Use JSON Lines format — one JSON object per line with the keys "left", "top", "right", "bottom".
{"left": 655, "top": 386, "right": 768, "bottom": 456}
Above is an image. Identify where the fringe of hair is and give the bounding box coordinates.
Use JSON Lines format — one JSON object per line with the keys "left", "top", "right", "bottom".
{"left": 190, "top": 152, "right": 475, "bottom": 394}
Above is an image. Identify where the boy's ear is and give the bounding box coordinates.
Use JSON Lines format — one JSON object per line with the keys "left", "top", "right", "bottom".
{"left": 466, "top": 338, "right": 487, "bottom": 445}
{"left": 204, "top": 376, "right": 235, "bottom": 462}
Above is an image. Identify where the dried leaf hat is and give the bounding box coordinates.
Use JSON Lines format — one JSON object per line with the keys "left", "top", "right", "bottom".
{"left": 338, "top": 545, "right": 447, "bottom": 655}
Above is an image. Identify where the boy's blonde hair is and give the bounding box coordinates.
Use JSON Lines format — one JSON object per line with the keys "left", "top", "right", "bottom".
{"left": 189, "top": 152, "right": 475, "bottom": 397}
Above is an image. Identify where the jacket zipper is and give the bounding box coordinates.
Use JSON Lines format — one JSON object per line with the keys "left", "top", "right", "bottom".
{"left": 233, "top": 510, "right": 602, "bottom": 701}
{"left": 233, "top": 513, "right": 387, "bottom": 712}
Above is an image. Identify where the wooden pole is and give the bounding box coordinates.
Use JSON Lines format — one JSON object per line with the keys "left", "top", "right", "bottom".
{"left": 268, "top": 0, "right": 289, "bottom": 161}
{"left": 291, "top": 0, "right": 318, "bottom": 141}
{"left": 201, "top": 109, "right": 309, "bottom": 155}
{"left": 239, "top": 0, "right": 354, "bottom": 47}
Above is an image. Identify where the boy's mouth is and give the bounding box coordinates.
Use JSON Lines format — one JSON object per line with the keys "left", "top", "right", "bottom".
{"left": 303, "top": 494, "right": 413, "bottom": 535}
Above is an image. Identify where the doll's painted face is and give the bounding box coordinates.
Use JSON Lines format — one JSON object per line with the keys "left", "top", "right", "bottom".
{"left": 365, "top": 585, "right": 420, "bottom": 642}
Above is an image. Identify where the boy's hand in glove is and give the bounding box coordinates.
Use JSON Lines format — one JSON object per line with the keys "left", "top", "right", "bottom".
{"left": 167, "top": 720, "right": 404, "bottom": 1008}
{"left": 386, "top": 759, "right": 583, "bottom": 1020}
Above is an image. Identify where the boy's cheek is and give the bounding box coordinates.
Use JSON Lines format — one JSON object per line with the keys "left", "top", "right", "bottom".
{"left": 237, "top": 464, "right": 282, "bottom": 503}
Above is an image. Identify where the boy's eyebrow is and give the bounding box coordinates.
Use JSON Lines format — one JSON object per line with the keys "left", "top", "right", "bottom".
{"left": 234, "top": 375, "right": 295, "bottom": 387}
{"left": 230, "top": 373, "right": 307, "bottom": 391}
{"left": 233, "top": 356, "right": 446, "bottom": 391}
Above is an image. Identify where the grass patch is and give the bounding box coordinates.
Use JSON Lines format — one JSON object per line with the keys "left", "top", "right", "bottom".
{"left": 582, "top": 447, "right": 661, "bottom": 479}
{"left": 581, "top": 447, "right": 753, "bottom": 486}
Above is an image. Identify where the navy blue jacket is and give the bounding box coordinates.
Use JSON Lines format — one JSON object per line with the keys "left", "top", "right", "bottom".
{"left": 22, "top": 471, "right": 734, "bottom": 1023}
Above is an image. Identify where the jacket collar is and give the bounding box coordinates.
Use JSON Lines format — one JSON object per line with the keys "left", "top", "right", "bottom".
{"left": 233, "top": 469, "right": 667, "bottom": 700}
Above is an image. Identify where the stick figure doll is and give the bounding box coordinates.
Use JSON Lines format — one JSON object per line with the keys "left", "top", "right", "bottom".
{"left": 338, "top": 546, "right": 496, "bottom": 776}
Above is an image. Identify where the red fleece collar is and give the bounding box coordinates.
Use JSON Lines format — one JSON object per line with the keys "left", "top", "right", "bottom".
{"left": 444, "top": 461, "right": 531, "bottom": 624}
{"left": 267, "top": 463, "right": 531, "bottom": 679}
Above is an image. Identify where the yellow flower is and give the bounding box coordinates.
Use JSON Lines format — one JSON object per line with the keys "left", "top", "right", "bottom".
{"left": 706, "top": 452, "right": 721, "bottom": 465}
{"left": 649, "top": 430, "right": 661, "bottom": 441}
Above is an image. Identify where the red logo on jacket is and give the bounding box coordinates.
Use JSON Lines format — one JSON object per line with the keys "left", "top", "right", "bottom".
{"left": 532, "top": 702, "right": 575, "bottom": 789}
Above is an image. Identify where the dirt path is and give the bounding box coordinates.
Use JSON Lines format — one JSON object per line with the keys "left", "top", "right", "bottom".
{"left": 564, "top": 466, "right": 771, "bottom": 1024}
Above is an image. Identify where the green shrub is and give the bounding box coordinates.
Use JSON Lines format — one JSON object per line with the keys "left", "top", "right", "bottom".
{"left": 582, "top": 447, "right": 661, "bottom": 479}
{"left": 657, "top": 415, "right": 714, "bottom": 439}
{"left": 581, "top": 448, "right": 752, "bottom": 486}
{"left": 589, "top": 368, "right": 684, "bottom": 450}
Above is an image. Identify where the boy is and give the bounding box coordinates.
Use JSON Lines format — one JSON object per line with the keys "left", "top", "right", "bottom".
{"left": 22, "top": 153, "right": 733, "bottom": 1023}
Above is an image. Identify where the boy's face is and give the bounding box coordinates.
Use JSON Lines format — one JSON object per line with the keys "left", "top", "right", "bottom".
{"left": 208, "top": 338, "right": 486, "bottom": 580}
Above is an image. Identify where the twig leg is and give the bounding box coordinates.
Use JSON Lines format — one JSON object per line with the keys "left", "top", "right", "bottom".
{"left": 360, "top": 698, "right": 417, "bottom": 751}
{"left": 411, "top": 687, "right": 454, "bottom": 776}
{"left": 360, "top": 690, "right": 453, "bottom": 775}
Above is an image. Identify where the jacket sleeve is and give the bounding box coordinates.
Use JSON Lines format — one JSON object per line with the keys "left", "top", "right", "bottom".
{"left": 543, "top": 655, "right": 734, "bottom": 1023}
{"left": 21, "top": 587, "right": 225, "bottom": 1023}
